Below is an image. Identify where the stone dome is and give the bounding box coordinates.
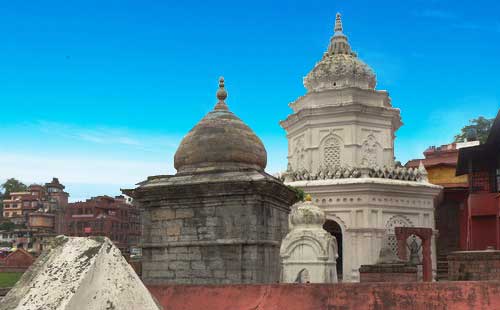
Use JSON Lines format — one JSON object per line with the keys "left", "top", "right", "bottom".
{"left": 304, "top": 13, "right": 376, "bottom": 92}
{"left": 174, "top": 77, "right": 267, "bottom": 174}
{"left": 289, "top": 195, "right": 326, "bottom": 228}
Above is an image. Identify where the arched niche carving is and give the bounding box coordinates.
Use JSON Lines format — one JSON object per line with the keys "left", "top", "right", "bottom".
{"left": 325, "top": 214, "right": 347, "bottom": 233}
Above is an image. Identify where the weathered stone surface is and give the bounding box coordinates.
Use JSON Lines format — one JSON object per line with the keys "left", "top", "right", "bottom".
{"left": 124, "top": 79, "right": 297, "bottom": 284}
{"left": 173, "top": 78, "right": 267, "bottom": 175}
{"left": 0, "top": 236, "right": 160, "bottom": 310}
{"left": 130, "top": 172, "right": 296, "bottom": 285}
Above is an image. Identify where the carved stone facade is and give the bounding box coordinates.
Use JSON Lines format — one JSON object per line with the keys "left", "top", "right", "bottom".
{"left": 280, "top": 14, "right": 442, "bottom": 282}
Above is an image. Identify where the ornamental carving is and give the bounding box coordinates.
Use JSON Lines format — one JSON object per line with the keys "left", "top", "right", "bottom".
{"left": 361, "top": 134, "right": 380, "bottom": 168}
{"left": 304, "top": 54, "right": 376, "bottom": 92}
{"left": 322, "top": 135, "right": 342, "bottom": 168}
{"left": 293, "top": 136, "right": 306, "bottom": 170}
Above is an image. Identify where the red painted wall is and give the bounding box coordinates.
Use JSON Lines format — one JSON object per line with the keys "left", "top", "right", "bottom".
{"left": 471, "top": 217, "right": 497, "bottom": 250}
{"left": 147, "top": 282, "right": 500, "bottom": 310}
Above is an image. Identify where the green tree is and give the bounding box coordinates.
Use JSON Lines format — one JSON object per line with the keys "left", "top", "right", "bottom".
{"left": 454, "top": 116, "right": 494, "bottom": 144}
{"left": 1, "top": 178, "right": 28, "bottom": 196}
{"left": 0, "top": 221, "right": 15, "bottom": 231}
{"left": 287, "top": 185, "right": 306, "bottom": 202}
{"left": 0, "top": 178, "right": 28, "bottom": 216}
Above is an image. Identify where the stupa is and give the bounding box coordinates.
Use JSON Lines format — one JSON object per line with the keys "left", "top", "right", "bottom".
{"left": 280, "top": 14, "right": 442, "bottom": 282}
{"left": 124, "top": 78, "right": 297, "bottom": 284}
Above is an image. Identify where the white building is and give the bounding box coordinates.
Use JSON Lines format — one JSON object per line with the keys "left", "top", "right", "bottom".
{"left": 280, "top": 14, "right": 442, "bottom": 282}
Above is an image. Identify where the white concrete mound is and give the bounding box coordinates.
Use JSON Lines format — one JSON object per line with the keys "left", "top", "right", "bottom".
{"left": 1, "top": 236, "right": 161, "bottom": 310}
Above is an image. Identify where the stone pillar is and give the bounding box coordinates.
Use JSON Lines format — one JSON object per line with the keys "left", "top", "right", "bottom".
{"left": 422, "top": 238, "right": 432, "bottom": 282}
{"left": 395, "top": 227, "right": 433, "bottom": 282}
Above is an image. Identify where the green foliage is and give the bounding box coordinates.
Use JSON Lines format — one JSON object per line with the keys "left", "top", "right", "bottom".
{"left": 1, "top": 178, "right": 28, "bottom": 197}
{"left": 454, "top": 116, "right": 494, "bottom": 144}
{"left": 287, "top": 185, "right": 306, "bottom": 202}
{"left": 0, "top": 272, "right": 23, "bottom": 288}
{"left": 0, "top": 178, "right": 28, "bottom": 215}
{"left": 0, "top": 221, "right": 16, "bottom": 231}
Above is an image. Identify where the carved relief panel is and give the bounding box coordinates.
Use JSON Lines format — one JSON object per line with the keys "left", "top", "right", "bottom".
{"left": 361, "top": 134, "right": 382, "bottom": 168}
{"left": 293, "top": 136, "right": 306, "bottom": 170}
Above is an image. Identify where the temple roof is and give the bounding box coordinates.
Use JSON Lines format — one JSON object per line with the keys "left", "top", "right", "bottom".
{"left": 174, "top": 77, "right": 267, "bottom": 174}
{"left": 304, "top": 13, "right": 376, "bottom": 92}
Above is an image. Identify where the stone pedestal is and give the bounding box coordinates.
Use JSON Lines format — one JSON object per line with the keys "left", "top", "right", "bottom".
{"left": 359, "top": 263, "right": 418, "bottom": 283}
{"left": 448, "top": 249, "right": 500, "bottom": 281}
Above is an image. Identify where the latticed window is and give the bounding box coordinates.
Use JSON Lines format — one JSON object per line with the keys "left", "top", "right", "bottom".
{"left": 385, "top": 216, "right": 413, "bottom": 256}
{"left": 323, "top": 137, "right": 341, "bottom": 168}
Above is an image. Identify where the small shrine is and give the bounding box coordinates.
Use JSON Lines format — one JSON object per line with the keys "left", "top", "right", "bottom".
{"left": 280, "top": 13, "right": 442, "bottom": 281}
{"left": 280, "top": 195, "right": 338, "bottom": 283}
{"left": 124, "top": 78, "right": 297, "bottom": 284}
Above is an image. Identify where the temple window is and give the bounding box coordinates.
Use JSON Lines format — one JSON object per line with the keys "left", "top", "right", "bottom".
{"left": 323, "top": 136, "right": 341, "bottom": 168}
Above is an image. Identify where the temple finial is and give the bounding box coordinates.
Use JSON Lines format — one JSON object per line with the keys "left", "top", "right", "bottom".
{"left": 334, "top": 13, "right": 343, "bottom": 33}
{"left": 214, "top": 76, "right": 228, "bottom": 110}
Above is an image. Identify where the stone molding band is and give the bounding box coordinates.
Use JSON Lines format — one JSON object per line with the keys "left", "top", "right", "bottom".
{"left": 142, "top": 239, "right": 281, "bottom": 248}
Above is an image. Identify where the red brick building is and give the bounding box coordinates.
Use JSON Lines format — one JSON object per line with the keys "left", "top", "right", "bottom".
{"left": 65, "top": 195, "right": 140, "bottom": 254}
{"left": 456, "top": 110, "right": 500, "bottom": 251}
{"left": 2, "top": 178, "right": 69, "bottom": 231}
{"left": 406, "top": 141, "right": 479, "bottom": 256}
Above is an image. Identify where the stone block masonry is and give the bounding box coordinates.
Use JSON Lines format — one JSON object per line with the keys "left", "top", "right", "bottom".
{"left": 128, "top": 171, "right": 297, "bottom": 285}
{"left": 359, "top": 263, "right": 418, "bottom": 282}
{"left": 124, "top": 77, "right": 297, "bottom": 285}
{"left": 448, "top": 249, "right": 500, "bottom": 281}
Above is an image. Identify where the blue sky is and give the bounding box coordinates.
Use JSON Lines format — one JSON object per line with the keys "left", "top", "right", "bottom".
{"left": 1, "top": 0, "right": 499, "bottom": 201}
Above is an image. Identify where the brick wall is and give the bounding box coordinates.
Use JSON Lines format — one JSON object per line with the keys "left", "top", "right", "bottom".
{"left": 147, "top": 282, "right": 500, "bottom": 310}
{"left": 448, "top": 250, "right": 500, "bottom": 281}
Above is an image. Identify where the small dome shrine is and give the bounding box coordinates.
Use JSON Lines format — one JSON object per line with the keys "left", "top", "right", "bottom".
{"left": 174, "top": 77, "right": 267, "bottom": 174}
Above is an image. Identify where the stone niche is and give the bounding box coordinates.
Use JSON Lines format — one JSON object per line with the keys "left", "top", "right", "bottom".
{"left": 125, "top": 78, "right": 297, "bottom": 285}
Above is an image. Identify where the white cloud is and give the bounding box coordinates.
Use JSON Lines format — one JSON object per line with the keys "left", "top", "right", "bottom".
{"left": 35, "top": 120, "right": 181, "bottom": 153}
{"left": 0, "top": 153, "right": 171, "bottom": 186}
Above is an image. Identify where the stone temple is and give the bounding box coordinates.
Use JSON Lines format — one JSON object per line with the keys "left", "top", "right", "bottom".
{"left": 124, "top": 78, "right": 297, "bottom": 284}
{"left": 280, "top": 14, "right": 442, "bottom": 282}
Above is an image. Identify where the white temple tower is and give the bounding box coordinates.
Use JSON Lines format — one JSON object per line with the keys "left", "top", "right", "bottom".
{"left": 280, "top": 13, "right": 442, "bottom": 282}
